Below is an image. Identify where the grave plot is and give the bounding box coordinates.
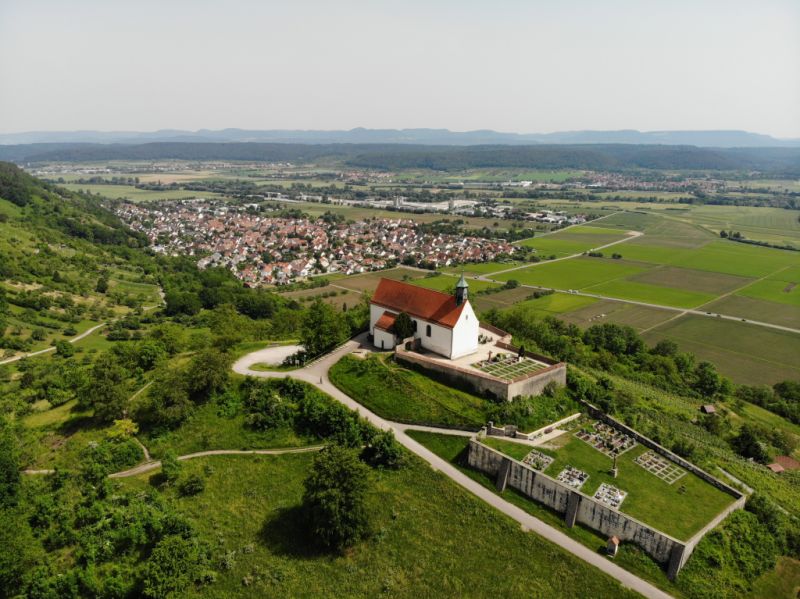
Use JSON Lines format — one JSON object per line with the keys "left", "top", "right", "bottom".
{"left": 593, "top": 483, "right": 628, "bottom": 509}
{"left": 574, "top": 421, "right": 636, "bottom": 456}
{"left": 557, "top": 466, "right": 589, "bottom": 490}
{"left": 522, "top": 449, "right": 554, "bottom": 471}
{"left": 471, "top": 352, "right": 548, "bottom": 381}
{"left": 634, "top": 450, "right": 687, "bottom": 485}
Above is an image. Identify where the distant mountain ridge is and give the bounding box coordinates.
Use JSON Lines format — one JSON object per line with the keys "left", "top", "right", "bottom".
{"left": 2, "top": 142, "right": 799, "bottom": 175}
{"left": 1, "top": 127, "right": 798, "bottom": 148}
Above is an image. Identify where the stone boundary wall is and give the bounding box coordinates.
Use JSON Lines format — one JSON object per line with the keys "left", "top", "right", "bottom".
{"left": 468, "top": 440, "right": 686, "bottom": 571}
{"left": 395, "top": 347, "right": 566, "bottom": 401}
{"left": 584, "top": 404, "right": 743, "bottom": 499}
{"left": 468, "top": 435, "right": 745, "bottom": 578}
{"left": 513, "top": 412, "right": 583, "bottom": 441}
{"left": 479, "top": 322, "right": 512, "bottom": 341}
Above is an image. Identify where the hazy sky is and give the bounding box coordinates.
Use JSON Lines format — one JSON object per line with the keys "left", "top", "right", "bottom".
{"left": 1, "top": 0, "right": 798, "bottom": 137}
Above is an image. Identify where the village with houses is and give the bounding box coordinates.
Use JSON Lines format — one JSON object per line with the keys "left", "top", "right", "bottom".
{"left": 115, "top": 199, "right": 517, "bottom": 285}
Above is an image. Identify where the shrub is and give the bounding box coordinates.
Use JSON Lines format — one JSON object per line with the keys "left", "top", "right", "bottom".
{"left": 161, "top": 450, "right": 182, "bottom": 484}
{"left": 178, "top": 474, "right": 206, "bottom": 497}
{"left": 361, "top": 430, "right": 404, "bottom": 469}
{"left": 142, "top": 535, "right": 212, "bottom": 598}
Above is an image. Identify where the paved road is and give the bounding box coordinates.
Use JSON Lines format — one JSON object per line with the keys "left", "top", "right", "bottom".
{"left": 233, "top": 337, "right": 672, "bottom": 599}
{"left": 0, "top": 322, "right": 107, "bottom": 365}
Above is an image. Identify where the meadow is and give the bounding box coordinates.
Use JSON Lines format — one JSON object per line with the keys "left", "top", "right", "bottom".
{"left": 117, "top": 453, "right": 639, "bottom": 599}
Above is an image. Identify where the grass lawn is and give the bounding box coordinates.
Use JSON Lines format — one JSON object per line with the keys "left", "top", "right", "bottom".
{"left": 329, "top": 354, "right": 489, "bottom": 428}
{"left": 333, "top": 267, "right": 427, "bottom": 293}
{"left": 61, "top": 183, "right": 225, "bottom": 202}
{"left": 643, "top": 314, "right": 800, "bottom": 385}
{"left": 613, "top": 241, "right": 697, "bottom": 265}
{"left": 20, "top": 399, "right": 115, "bottom": 470}
{"left": 495, "top": 257, "right": 648, "bottom": 290}
{"left": 482, "top": 436, "right": 535, "bottom": 461}
{"left": 529, "top": 436, "right": 735, "bottom": 540}
{"left": 117, "top": 452, "right": 640, "bottom": 598}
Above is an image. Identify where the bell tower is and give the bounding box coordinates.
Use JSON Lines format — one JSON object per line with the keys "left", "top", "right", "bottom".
{"left": 455, "top": 272, "right": 469, "bottom": 306}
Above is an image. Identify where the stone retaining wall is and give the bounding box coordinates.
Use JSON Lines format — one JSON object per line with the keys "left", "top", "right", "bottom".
{"left": 467, "top": 438, "right": 743, "bottom": 578}
{"left": 395, "top": 347, "right": 566, "bottom": 401}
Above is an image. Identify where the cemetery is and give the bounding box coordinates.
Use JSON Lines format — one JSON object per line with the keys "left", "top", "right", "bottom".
{"left": 575, "top": 420, "right": 636, "bottom": 456}
{"left": 557, "top": 466, "right": 589, "bottom": 490}
{"left": 472, "top": 413, "right": 741, "bottom": 543}
{"left": 635, "top": 450, "right": 687, "bottom": 485}
{"left": 594, "top": 483, "right": 628, "bottom": 509}
{"left": 468, "top": 411, "right": 746, "bottom": 578}
{"left": 471, "top": 351, "right": 549, "bottom": 381}
{"left": 521, "top": 448, "right": 554, "bottom": 471}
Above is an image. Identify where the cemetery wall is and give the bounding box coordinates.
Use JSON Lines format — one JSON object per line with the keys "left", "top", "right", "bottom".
{"left": 468, "top": 439, "right": 687, "bottom": 573}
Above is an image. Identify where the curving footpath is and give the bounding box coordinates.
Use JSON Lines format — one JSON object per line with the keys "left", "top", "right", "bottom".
{"left": 108, "top": 445, "right": 325, "bottom": 478}
{"left": 23, "top": 446, "right": 326, "bottom": 479}
{"left": 233, "top": 335, "right": 673, "bottom": 599}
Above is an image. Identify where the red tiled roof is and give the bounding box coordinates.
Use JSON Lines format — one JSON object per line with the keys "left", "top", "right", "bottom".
{"left": 767, "top": 463, "right": 785, "bottom": 473}
{"left": 374, "top": 311, "right": 396, "bottom": 332}
{"left": 371, "top": 278, "right": 465, "bottom": 329}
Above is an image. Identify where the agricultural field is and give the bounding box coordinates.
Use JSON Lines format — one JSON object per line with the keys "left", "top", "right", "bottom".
{"left": 282, "top": 285, "right": 363, "bottom": 311}
{"left": 332, "top": 267, "right": 428, "bottom": 293}
{"left": 61, "top": 183, "right": 225, "bottom": 202}
{"left": 473, "top": 289, "right": 598, "bottom": 315}
{"left": 642, "top": 315, "right": 800, "bottom": 384}
{"left": 516, "top": 226, "right": 633, "bottom": 258}
{"left": 494, "top": 257, "right": 648, "bottom": 291}
{"left": 558, "top": 300, "right": 675, "bottom": 333}
{"left": 409, "top": 274, "right": 502, "bottom": 294}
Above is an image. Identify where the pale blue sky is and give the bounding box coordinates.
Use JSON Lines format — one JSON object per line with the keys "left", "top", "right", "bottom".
{"left": 1, "top": 0, "right": 798, "bottom": 136}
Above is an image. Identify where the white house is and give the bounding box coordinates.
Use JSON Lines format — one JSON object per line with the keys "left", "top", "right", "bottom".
{"left": 369, "top": 275, "right": 479, "bottom": 359}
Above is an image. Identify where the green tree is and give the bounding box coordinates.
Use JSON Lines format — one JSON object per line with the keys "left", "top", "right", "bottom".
{"left": 300, "top": 299, "right": 348, "bottom": 357}
{"left": 393, "top": 312, "right": 414, "bottom": 340}
{"left": 0, "top": 419, "right": 20, "bottom": 507}
{"left": 95, "top": 276, "right": 109, "bottom": 293}
{"left": 303, "top": 445, "right": 372, "bottom": 551}
{"left": 82, "top": 354, "right": 129, "bottom": 422}
{"left": 55, "top": 340, "right": 74, "bottom": 357}
{"left": 693, "top": 361, "right": 723, "bottom": 398}
{"left": 731, "top": 424, "right": 770, "bottom": 463}
{"left": 185, "top": 348, "right": 231, "bottom": 402}
{"left": 160, "top": 449, "right": 182, "bottom": 484}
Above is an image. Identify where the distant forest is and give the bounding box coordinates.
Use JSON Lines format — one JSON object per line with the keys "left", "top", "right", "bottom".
{"left": 2, "top": 142, "right": 799, "bottom": 175}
